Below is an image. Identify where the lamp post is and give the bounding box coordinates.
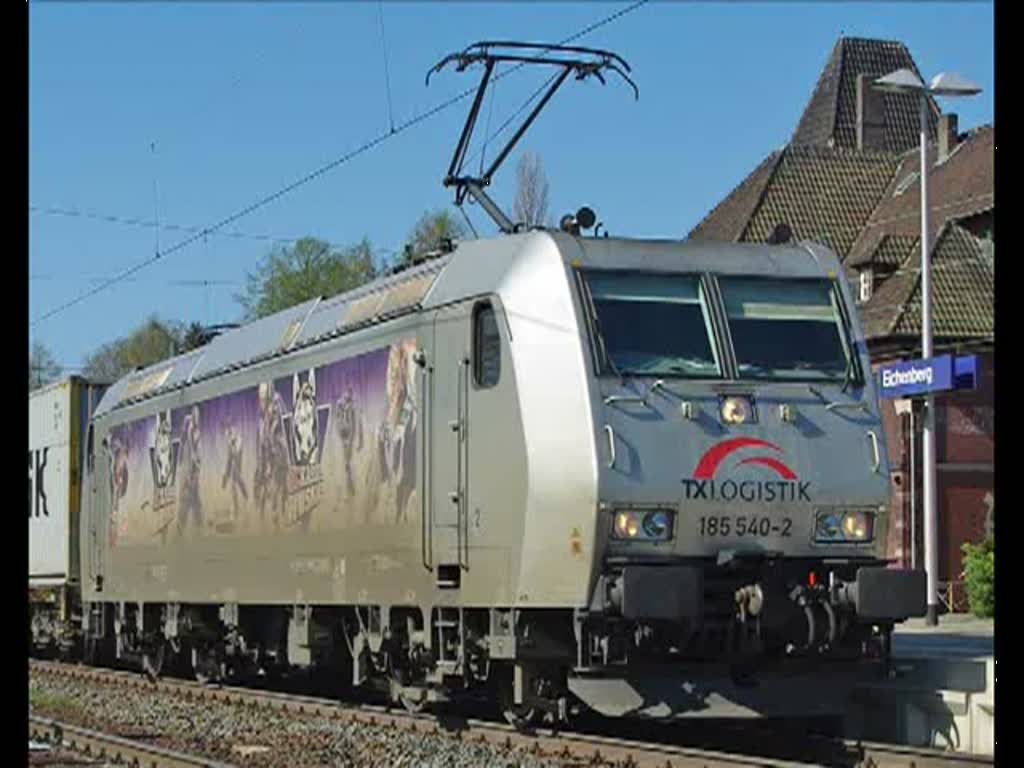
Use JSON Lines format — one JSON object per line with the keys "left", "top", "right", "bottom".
{"left": 873, "top": 69, "right": 981, "bottom": 626}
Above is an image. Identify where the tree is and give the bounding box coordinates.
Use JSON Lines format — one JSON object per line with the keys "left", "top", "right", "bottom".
{"left": 120, "top": 316, "right": 183, "bottom": 369}
{"left": 181, "top": 322, "right": 208, "bottom": 352}
{"left": 237, "top": 237, "right": 378, "bottom": 320}
{"left": 82, "top": 340, "right": 129, "bottom": 383}
{"left": 962, "top": 536, "right": 994, "bottom": 618}
{"left": 513, "top": 152, "right": 550, "bottom": 229}
{"left": 82, "top": 315, "right": 185, "bottom": 382}
{"left": 29, "top": 341, "right": 62, "bottom": 390}
{"left": 402, "top": 209, "right": 467, "bottom": 264}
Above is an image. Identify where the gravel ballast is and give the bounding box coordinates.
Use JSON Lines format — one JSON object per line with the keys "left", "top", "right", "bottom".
{"left": 28, "top": 669, "right": 586, "bottom": 768}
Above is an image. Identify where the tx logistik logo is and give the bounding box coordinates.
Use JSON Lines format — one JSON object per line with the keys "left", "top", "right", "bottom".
{"left": 682, "top": 437, "right": 810, "bottom": 503}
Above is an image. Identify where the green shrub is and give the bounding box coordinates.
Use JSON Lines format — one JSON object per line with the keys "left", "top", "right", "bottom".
{"left": 961, "top": 537, "right": 994, "bottom": 618}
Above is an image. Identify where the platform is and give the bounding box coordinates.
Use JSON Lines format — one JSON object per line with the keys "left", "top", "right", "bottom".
{"left": 893, "top": 614, "right": 994, "bottom": 659}
{"left": 846, "top": 614, "right": 994, "bottom": 756}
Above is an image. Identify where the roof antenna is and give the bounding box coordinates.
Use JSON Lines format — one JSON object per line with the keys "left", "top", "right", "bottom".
{"left": 767, "top": 222, "right": 793, "bottom": 245}
{"left": 427, "top": 41, "right": 638, "bottom": 234}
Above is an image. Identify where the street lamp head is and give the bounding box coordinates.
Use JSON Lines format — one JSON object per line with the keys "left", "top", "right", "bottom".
{"left": 929, "top": 72, "right": 983, "bottom": 97}
{"left": 873, "top": 68, "right": 926, "bottom": 94}
{"left": 873, "top": 68, "right": 983, "bottom": 99}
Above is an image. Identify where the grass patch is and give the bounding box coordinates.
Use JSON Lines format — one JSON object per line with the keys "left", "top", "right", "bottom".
{"left": 29, "top": 687, "right": 79, "bottom": 715}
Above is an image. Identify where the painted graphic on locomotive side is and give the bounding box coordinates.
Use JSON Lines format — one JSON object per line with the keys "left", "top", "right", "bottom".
{"left": 106, "top": 339, "right": 419, "bottom": 547}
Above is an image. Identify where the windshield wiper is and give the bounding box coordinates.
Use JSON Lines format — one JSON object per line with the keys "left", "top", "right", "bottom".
{"left": 808, "top": 384, "right": 870, "bottom": 414}
{"left": 605, "top": 351, "right": 628, "bottom": 382}
{"left": 840, "top": 354, "right": 854, "bottom": 394}
{"left": 582, "top": 286, "right": 629, "bottom": 383}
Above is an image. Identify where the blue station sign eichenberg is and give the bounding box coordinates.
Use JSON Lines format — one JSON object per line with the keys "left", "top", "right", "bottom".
{"left": 877, "top": 354, "right": 980, "bottom": 399}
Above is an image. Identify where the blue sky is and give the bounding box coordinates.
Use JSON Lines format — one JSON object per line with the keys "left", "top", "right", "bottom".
{"left": 29, "top": 1, "right": 994, "bottom": 371}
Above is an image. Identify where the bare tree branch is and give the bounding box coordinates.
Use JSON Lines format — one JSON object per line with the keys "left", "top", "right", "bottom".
{"left": 29, "top": 341, "right": 62, "bottom": 390}
{"left": 513, "top": 152, "right": 550, "bottom": 229}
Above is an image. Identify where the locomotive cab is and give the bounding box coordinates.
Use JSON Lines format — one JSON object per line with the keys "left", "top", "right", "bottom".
{"left": 556, "top": 234, "right": 925, "bottom": 717}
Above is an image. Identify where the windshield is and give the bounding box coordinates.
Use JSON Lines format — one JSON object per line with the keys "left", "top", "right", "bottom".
{"left": 718, "top": 277, "right": 854, "bottom": 381}
{"left": 582, "top": 271, "right": 721, "bottom": 377}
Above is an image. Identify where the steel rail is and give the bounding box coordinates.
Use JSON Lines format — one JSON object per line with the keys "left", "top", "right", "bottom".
{"left": 30, "top": 660, "right": 993, "bottom": 768}
{"left": 29, "top": 714, "right": 235, "bottom": 768}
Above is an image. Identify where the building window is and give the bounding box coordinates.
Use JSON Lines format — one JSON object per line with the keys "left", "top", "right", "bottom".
{"left": 859, "top": 269, "right": 873, "bottom": 303}
{"left": 473, "top": 301, "right": 501, "bottom": 388}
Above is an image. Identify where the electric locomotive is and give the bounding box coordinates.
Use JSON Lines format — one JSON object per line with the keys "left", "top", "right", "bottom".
{"left": 72, "top": 228, "right": 923, "bottom": 723}
{"left": 41, "top": 42, "right": 926, "bottom": 725}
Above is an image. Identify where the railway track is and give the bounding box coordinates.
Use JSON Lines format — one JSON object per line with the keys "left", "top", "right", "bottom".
{"left": 29, "top": 659, "right": 993, "bottom": 768}
{"left": 29, "top": 714, "right": 232, "bottom": 768}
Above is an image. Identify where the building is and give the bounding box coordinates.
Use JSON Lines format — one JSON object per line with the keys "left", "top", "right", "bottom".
{"left": 688, "top": 37, "right": 994, "bottom": 609}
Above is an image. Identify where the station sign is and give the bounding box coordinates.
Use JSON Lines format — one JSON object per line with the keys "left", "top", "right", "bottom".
{"left": 877, "top": 354, "right": 980, "bottom": 399}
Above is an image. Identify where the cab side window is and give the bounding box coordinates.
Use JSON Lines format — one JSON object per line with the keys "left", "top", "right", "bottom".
{"left": 86, "top": 425, "right": 95, "bottom": 472}
{"left": 473, "top": 301, "right": 501, "bottom": 388}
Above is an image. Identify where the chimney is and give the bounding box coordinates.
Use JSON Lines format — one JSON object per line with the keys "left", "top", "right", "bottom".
{"left": 938, "top": 113, "right": 959, "bottom": 163}
{"left": 856, "top": 74, "right": 886, "bottom": 152}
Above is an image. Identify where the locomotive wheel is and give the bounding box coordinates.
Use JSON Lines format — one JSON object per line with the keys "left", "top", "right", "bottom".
{"left": 390, "top": 674, "right": 428, "bottom": 715}
{"left": 498, "top": 683, "right": 538, "bottom": 730}
{"left": 192, "top": 646, "right": 224, "bottom": 686}
{"left": 142, "top": 642, "right": 165, "bottom": 682}
{"left": 84, "top": 636, "right": 99, "bottom": 666}
{"left": 399, "top": 689, "right": 427, "bottom": 715}
{"left": 502, "top": 704, "right": 538, "bottom": 730}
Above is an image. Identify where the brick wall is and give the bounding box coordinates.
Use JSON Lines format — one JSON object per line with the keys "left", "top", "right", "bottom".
{"left": 871, "top": 349, "right": 993, "bottom": 587}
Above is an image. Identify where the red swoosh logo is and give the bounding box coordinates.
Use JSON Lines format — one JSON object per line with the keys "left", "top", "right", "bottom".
{"left": 736, "top": 456, "right": 798, "bottom": 480}
{"left": 693, "top": 437, "right": 784, "bottom": 479}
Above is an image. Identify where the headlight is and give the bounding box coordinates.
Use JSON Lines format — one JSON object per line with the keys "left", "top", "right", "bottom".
{"left": 612, "top": 509, "right": 675, "bottom": 541}
{"left": 720, "top": 396, "right": 752, "bottom": 425}
{"left": 814, "top": 508, "right": 875, "bottom": 544}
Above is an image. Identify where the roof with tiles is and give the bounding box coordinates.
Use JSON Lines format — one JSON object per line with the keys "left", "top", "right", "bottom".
{"left": 845, "top": 124, "right": 994, "bottom": 266}
{"left": 686, "top": 35, "right": 993, "bottom": 347}
{"left": 687, "top": 152, "right": 782, "bottom": 242}
{"left": 875, "top": 234, "right": 919, "bottom": 268}
{"left": 858, "top": 222, "right": 993, "bottom": 341}
{"left": 791, "top": 37, "right": 940, "bottom": 153}
{"left": 689, "top": 144, "right": 898, "bottom": 260}
{"left": 738, "top": 145, "right": 899, "bottom": 259}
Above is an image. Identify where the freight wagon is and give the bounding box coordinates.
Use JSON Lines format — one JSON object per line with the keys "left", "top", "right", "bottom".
{"left": 29, "top": 376, "right": 106, "bottom": 655}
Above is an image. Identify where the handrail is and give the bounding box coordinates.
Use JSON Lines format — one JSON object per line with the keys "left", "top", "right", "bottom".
{"left": 461, "top": 356, "right": 470, "bottom": 571}
{"left": 826, "top": 401, "right": 871, "bottom": 414}
{"left": 867, "top": 430, "right": 881, "bottom": 473}
{"left": 603, "top": 393, "right": 649, "bottom": 406}
{"left": 455, "top": 359, "right": 464, "bottom": 570}
{"left": 808, "top": 384, "right": 871, "bottom": 414}
{"left": 603, "top": 379, "right": 665, "bottom": 408}
{"left": 419, "top": 353, "right": 432, "bottom": 571}
{"left": 604, "top": 425, "right": 616, "bottom": 469}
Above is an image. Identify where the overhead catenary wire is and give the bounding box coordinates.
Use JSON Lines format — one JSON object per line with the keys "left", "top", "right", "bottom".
{"left": 151, "top": 142, "right": 161, "bottom": 257}
{"left": 478, "top": 63, "right": 499, "bottom": 176}
{"left": 28, "top": 205, "right": 400, "bottom": 256}
{"left": 457, "top": 204, "right": 480, "bottom": 239}
{"left": 29, "top": 276, "right": 241, "bottom": 288}
{"left": 464, "top": 69, "right": 562, "bottom": 174}
{"left": 378, "top": 1, "right": 396, "bottom": 133}
{"left": 30, "top": 0, "right": 650, "bottom": 329}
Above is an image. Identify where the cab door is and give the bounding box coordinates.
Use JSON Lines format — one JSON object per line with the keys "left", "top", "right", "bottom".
{"left": 85, "top": 425, "right": 107, "bottom": 594}
{"left": 428, "top": 301, "right": 474, "bottom": 587}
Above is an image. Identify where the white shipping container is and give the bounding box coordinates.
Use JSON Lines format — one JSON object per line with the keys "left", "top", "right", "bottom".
{"left": 29, "top": 377, "right": 103, "bottom": 587}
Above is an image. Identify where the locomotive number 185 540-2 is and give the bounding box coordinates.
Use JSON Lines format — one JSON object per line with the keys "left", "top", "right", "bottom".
{"left": 698, "top": 516, "right": 793, "bottom": 537}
